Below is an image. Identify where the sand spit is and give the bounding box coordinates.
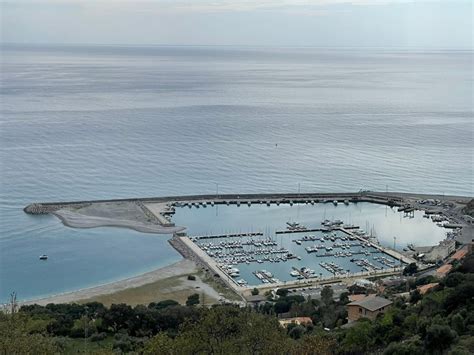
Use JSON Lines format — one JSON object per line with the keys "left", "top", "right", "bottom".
{"left": 21, "top": 259, "right": 197, "bottom": 306}
{"left": 53, "top": 208, "right": 185, "bottom": 234}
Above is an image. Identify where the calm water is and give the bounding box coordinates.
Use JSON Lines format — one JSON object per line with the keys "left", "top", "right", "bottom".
{"left": 0, "top": 44, "right": 472, "bottom": 301}
{"left": 172, "top": 202, "right": 446, "bottom": 285}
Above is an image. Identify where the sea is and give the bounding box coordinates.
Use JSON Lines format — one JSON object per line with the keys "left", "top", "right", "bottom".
{"left": 0, "top": 44, "right": 472, "bottom": 301}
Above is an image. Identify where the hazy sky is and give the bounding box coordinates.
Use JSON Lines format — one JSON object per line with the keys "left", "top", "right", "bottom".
{"left": 1, "top": 0, "right": 472, "bottom": 48}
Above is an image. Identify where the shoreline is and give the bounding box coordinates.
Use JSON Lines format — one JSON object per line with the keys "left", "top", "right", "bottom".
{"left": 20, "top": 259, "right": 197, "bottom": 306}
{"left": 17, "top": 191, "right": 472, "bottom": 305}
{"left": 53, "top": 209, "right": 186, "bottom": 235}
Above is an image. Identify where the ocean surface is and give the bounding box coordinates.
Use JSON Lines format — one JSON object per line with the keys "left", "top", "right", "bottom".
{"left": 0, "top": 44, "right": 472, "bottom": 301}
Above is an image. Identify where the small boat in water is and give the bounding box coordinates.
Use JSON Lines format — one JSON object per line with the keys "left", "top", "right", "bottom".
{"left": 39, "top": 255, "right": 48, "bottom": 260}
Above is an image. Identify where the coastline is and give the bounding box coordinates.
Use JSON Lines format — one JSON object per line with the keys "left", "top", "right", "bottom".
{"left": 20, "top": 259, "right": 197, "bottom": 306}
{"left": 53, "top": 209, "right": 186, "bottom": 234}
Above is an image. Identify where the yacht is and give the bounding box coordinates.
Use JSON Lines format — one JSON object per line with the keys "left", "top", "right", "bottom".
{"left": 39, "top": 255, "right": 48, "bottom": 260}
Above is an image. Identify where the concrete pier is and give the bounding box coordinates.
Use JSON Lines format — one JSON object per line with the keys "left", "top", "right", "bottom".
{"left": 339, "top": 228, "right": 417, "bottom": 265}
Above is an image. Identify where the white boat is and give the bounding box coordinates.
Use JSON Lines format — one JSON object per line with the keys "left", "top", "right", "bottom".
{"left": 290, "top": 270, "right": 300, "bottom": 277}
{"left": 39, "top": 254, "right": 48, "bottom": 260}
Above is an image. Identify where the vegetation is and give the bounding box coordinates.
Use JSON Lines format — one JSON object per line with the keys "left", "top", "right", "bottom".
{"left": 403, "top": 262, "right": 418, "bottom": 276}
{"left": 462, "top": 199, "right": 474, "bottom": 217}
{"left": 185, "top": 293, "right": 200, "bottom": 306}
{"left": 2, "top": 254, "right": 473, "bottom": 354}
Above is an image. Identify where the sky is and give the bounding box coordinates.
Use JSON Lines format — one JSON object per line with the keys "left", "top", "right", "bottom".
{"left": 0, "top": 0, "right": 472, "bottom": 48}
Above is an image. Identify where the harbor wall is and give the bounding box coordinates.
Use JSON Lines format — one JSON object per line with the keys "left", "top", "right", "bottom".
{"left": 24, "top": 191, "right": 407, "bottom": 215}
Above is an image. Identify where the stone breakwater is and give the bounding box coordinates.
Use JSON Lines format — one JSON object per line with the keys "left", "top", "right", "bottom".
{"left": 169, "top": 234, "right": 232, "bottom": 292}
{"left": 24, "top": 191, "right": 409, "bottom": 215}
{"left": 135, "top": 200, "right": 162, "bottom": 224}
{"left": 169, "top": 234, "right": 205, "bottom": 268}
{"left": 24, "top": 203, "right": 91, "bottom": 214}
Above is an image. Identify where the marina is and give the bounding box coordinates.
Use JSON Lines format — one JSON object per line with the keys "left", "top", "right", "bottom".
{"left": 22, "top": 191, "right": 468, "bottom": 298}
{"left": 183, "top": 224, "right": 406, "bottom": 287}
{"left": 169, "top": 199, "right": 449, "bottom": 289}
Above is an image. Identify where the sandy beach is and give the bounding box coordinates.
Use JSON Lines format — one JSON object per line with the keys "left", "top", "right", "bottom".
{"left": 21, "top": 259, "right": 198, "bottom": 306}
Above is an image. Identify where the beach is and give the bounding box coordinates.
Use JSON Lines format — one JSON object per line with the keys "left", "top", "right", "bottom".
{"left": 21, "top": 259, "right": 201, "bottom": 306}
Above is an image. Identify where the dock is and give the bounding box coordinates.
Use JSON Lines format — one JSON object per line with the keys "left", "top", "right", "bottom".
{"left": 339, "top": 227, "right": 416, "bottom": 265}
{"left": 189, "top": 232, "right": 263, "bottom": 240}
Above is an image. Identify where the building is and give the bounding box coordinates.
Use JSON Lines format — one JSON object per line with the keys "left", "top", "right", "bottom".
{"left": 421, "top": 239, "right": 456, "bottom": 262}
{"left": 347, "top": 295, "right": 392, "bottom": 322}
{"left": 279, "top": 317, "right": 313, "bottom": 328}
{"left": 417, "top": 283, "right": 439, "bottom": 295}
{"left": 435, "top": 264, "right": 453, "bottom": 278}
{"left": 450, "top": 247, "right": 469, "bottom": 262}
{"left": 348, "top": 294, "right": 371, "bottom": 302}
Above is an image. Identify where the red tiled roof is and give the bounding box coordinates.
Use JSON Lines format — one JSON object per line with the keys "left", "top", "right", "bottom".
{"left": 417, "top": 283, "right": 439, "bottom": 295}
{"left": 451, "top": 248, "right": 468, "bottom": 261}
{"left": 436, "top": 264, "right": 453, "bottom": 276}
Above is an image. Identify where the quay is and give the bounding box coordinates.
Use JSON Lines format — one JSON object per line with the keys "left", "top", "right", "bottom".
{"left": 276, "top": 226, "right": 360, "bottom": 234}
{"left": 339, "top": 227, "right": 417, "bottom": 265}
{"left": 24, "top": 191, "right": 411, "bottom": 214}
{"left": 189, "top": 232, "right": 263, "bottom": 240}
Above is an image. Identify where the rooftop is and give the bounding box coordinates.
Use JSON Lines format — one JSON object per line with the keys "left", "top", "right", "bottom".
{"left": 348, "top": 294, "right": 370, "bottom": 302}
{"left": 436, "top": 264, "right": 453, "bottom": 276}
{"left": 417, "top": 283, "right": 439, "bottom": 295}
{"left": 347, "top": 295, "right": 392, "bottom": 312}
{"left": 451, "top": 247, "right": 468, "bottom": 261}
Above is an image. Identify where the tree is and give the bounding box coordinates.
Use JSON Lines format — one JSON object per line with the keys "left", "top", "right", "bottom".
{"left": 0, "top": 313, "right": 58, "bottom": 354}
{"left": 148, "top": 300, "right": 179, "bottom": 310}
{"left": 276, "top": 288, "right": 289, "bottom": 297}
{"left": 410, "top": 289, "right": 422, "bottom": 304}
{"left": 341, "top": 320, "right": 375, "bottom": 353}
{"left": 185, "top": 293, "right": 200, "bottom": 306}
{"left": 292, "top": 334, "right": 336, "bottom": 355}
{"left": 339, "top": 292, "right": 350, "bottom": 304}
{"left": 102, "top": 304, "right": 134, "bottom": 332}
{"left": 445, "top": 272, "right": 466, "bottom": 288}
{"left": 450, "top": 313, "right": 465, "bottom": 335}
{"left": 403, "top": 263, "right": 418, "bottom": 276}
{"left": 288, "top": 324, "right": 306, "bottom": 339}
{"left": 383, "top": 339, "right": 424, "bottom": 355}
{"left": 274, "top": 300, "right": 290, "bottom": 314}
{"left": 166, "top": 306, "right": 290, "bottom": 354}
{"left": 424, "top": 324, "right": 457, "bottom": 353}
{"left": 321, "top": 286, "right": 334, "bottom": 306}
{"left": 251, "top": 288, "right": 259, "bottom": 296}
{"left": 144, "top": 332, "right": 176, "bottom": 354}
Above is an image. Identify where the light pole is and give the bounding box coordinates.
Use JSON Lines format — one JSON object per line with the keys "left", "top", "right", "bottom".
{"left": 215, "top": 183, "right": 219, "bottom": 199}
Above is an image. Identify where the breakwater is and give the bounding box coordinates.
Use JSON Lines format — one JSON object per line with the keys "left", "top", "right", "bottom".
{"left": 24, "top": 191, "right": 408, "bottom": 215}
